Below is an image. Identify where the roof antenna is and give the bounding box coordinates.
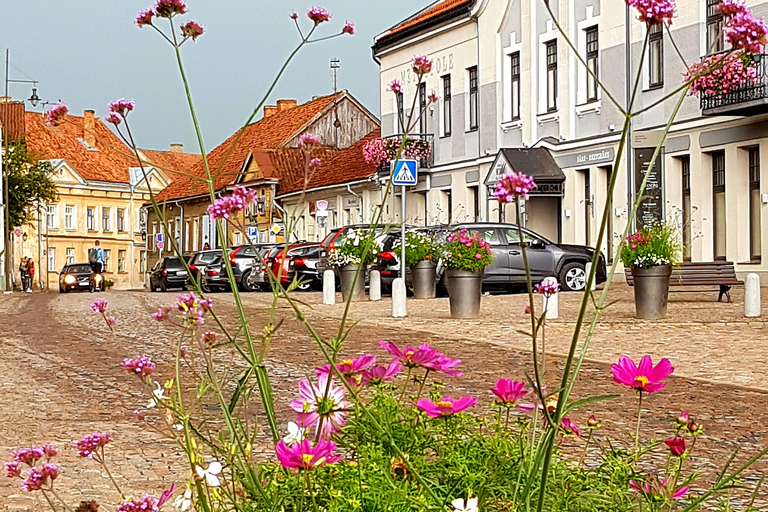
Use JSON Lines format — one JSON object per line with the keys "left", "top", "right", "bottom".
{"left": 331, "top": 58, "right": 341, "bottom": 150}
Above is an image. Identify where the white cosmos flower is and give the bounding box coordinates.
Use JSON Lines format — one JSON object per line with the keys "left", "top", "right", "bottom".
{"left": 147, "top": 381, "right": 165, "bottom": 408}
{"left": 451, "top": 497, "right": 479, "bottom": 512}
{"left": 173, "top": 488, "right": 193, "bottom": 511}
{"left": 283, "top": 421, "right": 305, "bottom": 445}
{"left": 196, "top": 461, "right": 222, "bottom": 487}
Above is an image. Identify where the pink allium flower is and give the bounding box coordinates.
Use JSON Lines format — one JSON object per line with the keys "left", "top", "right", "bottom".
{"left": 307, "top": 7, "right": 332, "bottom": 24}
{"left": 412, "top": 54, "right": 434, "bottom": 76}
{"left": 152, "top": 306, "right": 171, "bottom": 321}
{"left": 11, "top": 447, "right": 44, "bottom": 465}
{"left": 202, "top": 331, "right": 216, "bottom": 344}
{"left": 342, "top": 21, "right": 355, "bottom": 35}
{"left": 524, "top": 304, "right": 535, "bottom": 314}
{"left": 289, "top": 375, "right": 347, "bottom": 439}
{"left": 723, "top": 9, "right": 768, "bottom": 54}
{"left": 625, "top": 0, "right": 676, "bottom": 25}
{"left": 611, "top": 355, "right": 674, "bottom": 393}
{"left": 199, "top": 297, "right": 213, "bottom": 311}
{"left": 105, "top": 316, "right": 117, "bottom": 326}
{"left": 493, "top": 170, "right": 537, "bottom": 202}
{"left": 665, "top": 437, "right": 686, "bottom": 456}
{"left": 108, "top": 98, "right": 135, "bottom": 117}
{"left": 535, "top": 276, "right": 560, "bottom": 297}
{"left": 297, "top": 133, "right": 322, "bottom": 148}
{"left": 207, "top": 186, "right": 257, "bottom": 220}
{"left": 116, "top": 494, "right": 163, "bottom": 512}
{"left": 20, "top": 463, "right": 58, "bottom": 492}
{"left": 91, "top": 299, "right": 108, "bottom": 313}
{"left": 630, "top": 477, "right": 688, "bottom": 500}
{"left": 388, "top": 79, "right": 404, "bottom": 95}
{"left": 310, "top": 158, "right": 322, "bottom": 168}
{"left": 686, "top": 52, "right": 758, "bottom": 97}
{"left": 428, "top": 90, "right": 439, "bottom": 103}
{"left": 181, "top": 20, "right": 205, "bottom": 42}
{"left": 379, "top": 341, "right": 441, "bottom": 369}
{"left": 716, "top": 0, "right": 747, "bottom": 16}
{"left": 75, "top": 432, "right": 113, "bottom": 458}
{"left": 560, "top": 417, "right": 581, "bottom": 437}
{"left": 122, "top": 355, "right": 156, "bottom": 376}
{"left": 154, "top": 0, "right": 187, "bottom": 18}
{"left": 491, "top": 379, "right": 527, "bottom": 405}
{"left": 425, "top": 355, "right": 463, "bottom": 376}
{"left": 275, "top": 439, "right": 341, "bottom": 470}
{"left": 4, "top": 461, "right": 21, "bottom": 478}
{"left": 676, "top": 411, "right": 690, "bottom": 427}
{"left": 416, "top": 396, "right": 477, "bottom": 418}
{"left": 136, "top": 8, "right": 155, "bottom": 27}
{"left": 361, "top": 359, "right": 403, "bottom": 386}
{"left": 290, "top": 11, "right": 298, "bottom": 20}
{"left": 44, "top": 104, "right": 69, "bottom": 127}
{"left": 104, "top": 112, "right": 122, "bottom": 125}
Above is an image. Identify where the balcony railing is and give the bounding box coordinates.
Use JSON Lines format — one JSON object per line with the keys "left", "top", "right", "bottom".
{"left": 701, "top": 53, "right": 768, "bottom": 116}
{"left": 376, "top": 133, "right": 435, "bottom": 177}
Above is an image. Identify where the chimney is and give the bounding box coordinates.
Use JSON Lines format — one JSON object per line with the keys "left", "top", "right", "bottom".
{"left": 83, "top": 110, "right": 96, "bottom": 148}
{"left": 170, "top": 143, "right": 184, "bottom": 153}
{"left": 263, "top": 105, "right": 278, "bottom": 119}
{"left": 0, "top": 96, "right": 11, "bottom": 104}
{"left": 277, "top": 99, "right": 297, "bottom": 112}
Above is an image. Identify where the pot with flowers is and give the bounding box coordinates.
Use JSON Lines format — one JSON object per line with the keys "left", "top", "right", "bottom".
{"left": 620, "top": 223, "right": 680, "bottom": 319}
{"left": 442, "top": 229, "right": 493, "bottom": 318}
{"left": 328, "top": 229, "right": 382, "bottom": 302}
{"left": 394, "top": 231, "right": 436, "bottom": 299}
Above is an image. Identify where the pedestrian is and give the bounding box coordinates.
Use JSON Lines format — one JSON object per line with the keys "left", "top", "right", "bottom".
{"left": 18, "top": 257, "right": 29, "bottom": 293}
{"left": 88, "top": 240, "right": 105, "bottom": 274}
{"left": 203, "top": 240, "right": 211, "bottom": 250}
{"left": 26, "top": 257, "right": 34, "bottom": 293}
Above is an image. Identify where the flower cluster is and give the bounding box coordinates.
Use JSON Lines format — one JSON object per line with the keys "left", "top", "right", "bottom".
{"left": 289, "top": 375, "right": 347, "bottom": 439}
{"left": 380, "top": 341, "right": 463, "bottom": 376}
{"left": 362, "top": 137, "right": 432, "bottom": 167}
{"left": 625, "top": 0, "right": 676, "bottom": 25}
{"left": 412, "top": 55, "right": 433, "bottom": 76}
{"left": 180, "top": 20, "right": 204, "bottom": 42}
{"left": 361, "top": 359, "right": 403, "bottom": 386}
{"left": 44, "top": 104, "right": 69, "bottom": 127}
{"left": 91, "top": 299, "right": 108, "bottom": 314}
{"left": 207, "top": 186, "right": 257, "bottom": 220}
{"left": 342, "top": 21, "right": 355, "bottom": 35}
{"left": 122, "top": 355, "right": 156, "bottom": 377}
{"left": 154, "top": 0, "right": 187, "bottom": 18}
{"left": 4, "top": 443, "right": 60, "bottom": 492}
{"left": 717, "top": 0, "right": 768, "bottom": 54}
{"left": 116, "top": 494, "right": 164, "bottom": 512}
{"left": 169, "top": 292, "right": 212, "bottom": 327}
{"left": 394, "top": 231, "right": 435, "bottom": 267}
{"left": 317, "top": 353, "right": 377, "bottom": 388}
{"left": 326, "top": 249, "right": 359, "bottom": 268}
{"left": 388, "top": 79, "right": 404, "bottom": 95}
{"left": 307, "top": 7, "right": 332, "bottom": 24}
{"left": 686, "top": 52, "right": 758, "bottom": 97}
{"left": 327, "top": 229, "right": 383, "bottom": 267}
{"left": 534, "top": 276, "right": 560, "bottom": 297}
{"left": 297, "top": 132, "right": 321, "bottom": 148}
{"left": 620, "top": 223, "right": 679, "bottom": 269}
{"left": 75, "top": 432, "right": 113, "bottom": 458}
{"left": 276, "top": 439, "right": 341, "bottom": 470}
{"left": 442, "top": 229, "right": 493, "bottom": 272}
{"left": 19, "top": 463, "right": 59, "bottom": 492}
{"left": 136, "top": 8, "right": 154, "bottom": 27}
{"left": 493, "top": 170, "right": 537, "bottom": 203}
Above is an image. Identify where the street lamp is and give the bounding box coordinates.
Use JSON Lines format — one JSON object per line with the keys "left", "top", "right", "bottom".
{"left": 28, "top": 87, "right": 40, "bottom": 107}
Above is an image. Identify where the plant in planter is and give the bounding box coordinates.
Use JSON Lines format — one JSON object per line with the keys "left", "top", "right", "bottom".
{"left": 394, "top": 231, "right": 436, "bottom": 299}
{"left": 328, "top": 229, "right": 382, "bottom": 302}
{"left": 620, "top": 223, "right": 680, "bottom": 319}
{"left": 442, "top": 229, "right": 493, "bottom": 318}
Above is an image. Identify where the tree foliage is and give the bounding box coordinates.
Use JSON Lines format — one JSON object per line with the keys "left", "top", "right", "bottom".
{"left": 3, "top": 139, "right": 58, "bottom": 228}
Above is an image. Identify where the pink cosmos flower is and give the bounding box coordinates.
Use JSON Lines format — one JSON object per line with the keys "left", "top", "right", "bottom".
{"left": 154, "top": 0, "right": 187, "bottom": 18}
{"left": 361, "top": 359, "right": 403, "bottom": 386}
{"left": 379, "top": 341, "right": 441, "bottom": 369}
{"left": 493, "top": 170, "right": 537, "bottom": 202}
{"left": 44, "top": 104, "right": 69, "bottom": 127}
{"left": 630, "top": 477, "right": 688, "bottom": 501}
{"left": 104, "top": 112, "right": 122, "bottom": 125}
{"left": 181, "top": 20, "right": 205, "bottom": 42}
{"left": 535, "top": 277, "right": 560, "bottom": 297}
{"left": 665, "top": 437, "right": 686, "bottom": 456}
{"left": 561, "top": 417, "right": 581, "bottom": 437}
{"left": 297, "top": 133, "right": 322, "bottom": 148}
{"left": 316, "top": 354, "right": 377, "bottom": 379}
{"left": 307, "top": 7, "right": 332, "bottom": 24}
{"left": 136, "top": 8, "right": 155, "bottom": 27}
{"left": 491, "top": 379, "right": 527, "bottom": 405}
{"left": 275, "top": 439, "right": 341, "bottom": 470}
{"left": 416, "top": 396, "right": 478, "bottom": 418}
{"left": 122, "top": 355, "right": 156, "bottom": 376}
{"left": 388, "top": 79, "right": 404, "bottom": 95}
{"left": 611, "top": 355, "right": 674, "bottom": 393}
{"left": 342, "top": 21, "right": 355, "bottom": 35}
{"left": 425, "top": 355, "right": 463, "bottom": 376}
{"left": 625, "top": 0, "right": 676, "bottom": 25}
{"left": 91, "top": 299, "right": 108, "bottom": 313}
{"left": 412, "top": 54, "right": 433, "bottom": 76}
{"left": 289, "top": 375, "right": 347, "bottom": 439}
{"left": 75, "top": 432, "right": 113, "bottom": 458}
{"left": 108, "top": 98, "right": 135, "bottom": 117}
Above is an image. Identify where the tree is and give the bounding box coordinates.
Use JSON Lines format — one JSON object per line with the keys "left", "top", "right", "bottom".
{"left": 3, "top": 139, "right": 58, "bottom": 227}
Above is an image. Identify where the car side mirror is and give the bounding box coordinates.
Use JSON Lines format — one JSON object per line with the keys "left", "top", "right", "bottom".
{"left": 530, "top": 239, "right": 545, "bottom": 249}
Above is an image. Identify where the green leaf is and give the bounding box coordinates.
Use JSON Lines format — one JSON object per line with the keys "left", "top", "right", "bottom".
{"left": 562, "top": 394, "right": 620, "bottom": 416}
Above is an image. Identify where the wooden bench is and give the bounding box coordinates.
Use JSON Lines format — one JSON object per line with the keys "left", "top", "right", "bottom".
{"left": 624, "top": 261, "right": 742, "bottom": 302}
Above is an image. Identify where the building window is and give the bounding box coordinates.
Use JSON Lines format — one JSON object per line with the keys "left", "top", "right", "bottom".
{"left": 102, "top": 207, "right": 111, "bottom": 231}
{"left": 64, "top": 205, "right": 75, "bottom": 230}
{"left": 712, "top": 151, "right": 726, "bottom": 260}
{"left": 750, "top": 147, "right": 762, "bottom": 261}
{"left": 681, "top": 156, "right": 692, "bottom": 261}
{"left": 87, "top": 207, "right": 96, "bottom": 231}
{"left": 48, "top": 247, "right": 56, "bottom": 272}
{"left": 103, "top": 249, "right": 111, "bottom": 272}
{"left": 66, "top": 247, "right": 75, "bottom": 265}
{"left": 118, "top": 250, "right": 126, "bottom": 273}
{"left": 442, "top": 75, "right": 452, "bottom": 136}
{"left": 396, "top": 92, "right": 404, "bottom": 133}
{"left": 585, "top": 27, "right": 599, "bottom": 102}
{"left": 117, "top": 208, "right": 126, "bottom": 232}
{"left": 649, "top": 23, "right": 664, "bottom": 87}
{"left": 468, "top": 66, "right": 478, "bottom": 131}
{"left": 46, "top": 205, "right": 57, "bottom": 230}
{"left": 418, "top": 82, "right": 427, "bottom": 134}
{"left": 707, "top": 0, "right": 724, "bottom": 53}
{"left": 511, "top": 52, "right": 521, "bottom": 120}
{"left": 546, "top": 40, "right": 558, "bottom": 112}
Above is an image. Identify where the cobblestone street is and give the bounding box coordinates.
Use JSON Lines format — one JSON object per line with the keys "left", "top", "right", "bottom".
{"left": 3, "top": 285, "right": 768, "bottom": 510}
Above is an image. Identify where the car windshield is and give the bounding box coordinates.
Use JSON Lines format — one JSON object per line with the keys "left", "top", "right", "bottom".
{"left": 193, "top": 252, "right": 218, "bottom": 265}
{"left": 165, "top": 258, "right": 184, "bottom": 269}
{"left": 66, "top": 264, "right": 92, "bottom": 274}
{"left": 505, "top": 228, "right": 537, "bottom": 244}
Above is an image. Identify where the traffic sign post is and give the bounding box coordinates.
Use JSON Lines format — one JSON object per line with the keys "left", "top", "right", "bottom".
{"left": 392, "top": 160, "right": 419, "bottom": 280}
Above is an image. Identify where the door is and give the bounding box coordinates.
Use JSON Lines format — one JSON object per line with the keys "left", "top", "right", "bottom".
{"left": 504, "top": 227, "right": 555, "bottom": 283}
{"left": 581, "top": 169, "right": 592, "bottom": 246}
{"left": 467, "top": 227, "right": 508, "bottom": 285}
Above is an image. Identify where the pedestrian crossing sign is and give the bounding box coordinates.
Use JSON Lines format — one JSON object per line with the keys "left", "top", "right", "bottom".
{"left": 392, "top": 159, "right": 418, "bottom": 186}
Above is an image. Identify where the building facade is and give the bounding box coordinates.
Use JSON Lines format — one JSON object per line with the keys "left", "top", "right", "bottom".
{"left": 374, "top": 0, "right": 768, "bottom": 281}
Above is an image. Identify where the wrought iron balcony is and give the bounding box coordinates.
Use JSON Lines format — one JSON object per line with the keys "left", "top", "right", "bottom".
{"left": 701, "top": 53, "right": 768, "bottom": 116}
{"left": 376, "top": 133, "right": 435, "bottom": 177}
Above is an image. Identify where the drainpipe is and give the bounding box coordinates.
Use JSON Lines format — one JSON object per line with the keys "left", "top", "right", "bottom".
{"left": 625, "top": 4, "right": 634, "bottom": 231}
{"left": 346, "top": 184, "right": 363, "bottom": 223}
{"left": 37, "top": 204, "right": 43, "bottom": 291}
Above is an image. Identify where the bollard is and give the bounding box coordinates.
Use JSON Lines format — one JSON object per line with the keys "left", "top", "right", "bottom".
{"left": 369, "top": 270, "right": 381, "bottom": 302}
{"left": 545, "top": 293, "right": 559, "bottom": 320}
{"left": 391, "top": 278, "right": 407, "bottom": 318}
{"left": 322, "top": 269, "right": 336, "bottom": 305}
{"left": 745, "top": 273, "right": 761, "bottom": 318}
{"left": 585, "top": 263, "right": 597, "bottom": 291}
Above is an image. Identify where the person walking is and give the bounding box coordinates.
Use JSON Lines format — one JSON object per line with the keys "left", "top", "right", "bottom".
{"left": 18, "top": 257, "right": 29, "bottom": 293}
{"left": 25, "top": 257, "right": 35, "bottom": 293}
{"left": 88, "top": 241, "right": 106, "bottom": 292}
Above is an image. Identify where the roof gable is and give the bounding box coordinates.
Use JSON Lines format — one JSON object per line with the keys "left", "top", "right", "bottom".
{"left": 375, "top": 0, "right": 475, "bottom": 49}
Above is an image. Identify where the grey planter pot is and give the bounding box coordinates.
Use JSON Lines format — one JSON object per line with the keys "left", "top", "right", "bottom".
{"left": 631, "top": 265, "right": 672, "bottom": 319}
{"left": 340, "top": 264, "right": 366, "bottom": 302}
{"left": 411, "top": 260, "right": 436, "bottom": 299}
{"left": 445, "top": 268, "right": 483, "bottom": 318}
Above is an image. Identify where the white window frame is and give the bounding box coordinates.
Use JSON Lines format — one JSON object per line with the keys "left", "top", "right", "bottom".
{"left": 103, "top": 249, "right": 111, "bottom": 272}
{"left": 118, "top": 250, "right": 126, "bottom": 273}
{"left": 537, "top": 20, "right": 559, "bottom": 116}
{"left": 64, "top": 205, "right": 76, "bottom": 230}
{"left": 502, "top": 32, "right": 523, "bottom": 124}
{"left": 46, "top": 205, "right": 58, "bottom": 230}
{"left": 66, "top": 247, "right": 75, "bottom": 265}
{"left": 117, "top": 208, "right": 126, "bottom": 232}
{"left": 102, "top": 207, "right": 111, "bottom": 232}
{"left": 48, "top": 247, "right": 56, "bottom": 272}
{"left": 87, "top": 207, "right": 96, "bottom": 231}
{"left": 576, "top": 9, "right": 601, "bottom": 107}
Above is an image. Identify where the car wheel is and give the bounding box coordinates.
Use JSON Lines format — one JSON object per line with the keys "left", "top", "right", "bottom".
{"left": 242, "top": 269, "right": 258, "bottom": 292}
{"left": 559, "top": 263, "right": 587, "bottom": 292}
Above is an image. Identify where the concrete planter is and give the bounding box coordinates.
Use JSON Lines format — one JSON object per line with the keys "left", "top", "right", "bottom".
{"left": 411, "top": 260, "right": 436, "bottom": 299}
{"left": 445, "top": 268, "right": 483, "bottom": 318}
{"left": 340, "top": 264, "right": 366, "bottom": 302}
{"left": 631, "top": 265, "right": 672, "bottom": 319}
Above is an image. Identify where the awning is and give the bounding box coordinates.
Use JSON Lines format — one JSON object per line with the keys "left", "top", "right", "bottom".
{"left": 485, "top": 148, "right": 566, "bottom": 197}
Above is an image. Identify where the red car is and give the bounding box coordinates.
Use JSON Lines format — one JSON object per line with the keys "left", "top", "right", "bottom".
{"left": 263, "top": 243, "right": 319, "bottom": 290}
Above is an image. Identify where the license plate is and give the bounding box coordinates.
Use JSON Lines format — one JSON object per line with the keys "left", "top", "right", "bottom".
{"left": 79, "top": 279, "right": 89, "bottom": 284}
{"left": 307, "top": 261, "right": 317, "bottom": 269}
{"left": 176, "top": 271, "right": 187, "bottom": 276}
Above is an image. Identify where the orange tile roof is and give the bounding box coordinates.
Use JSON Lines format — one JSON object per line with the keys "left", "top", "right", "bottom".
{"left": 25, "top": 111, "right": 136, "bottom": 184}
{"left": 0, "top": 101, "right": 26, "bottom": 142}
{"left": 140, "top": 148, "right": 202, "bottom": 178}
{"left": 386, "top": 0, "right": 473, "bottom": 35}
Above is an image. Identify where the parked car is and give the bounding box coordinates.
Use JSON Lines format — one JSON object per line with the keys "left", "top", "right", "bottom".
{"left": 59, "top": 263, "right": 100, "bottom": 293}
{"left": 317, "top": 224, "right": 404, "bottom": 282}
{"left": 228, "top": 244, "right": 270, "bottom": 292}
{"left": 149, "top": 256, "right": 190, "bottom": 292}
{"left": 266, "top": 243, "right": 321, "bottom": 291}
{"left": 188, "top": 250, "right": 220, "bottom": 288}
{"left": 201, "top": 255, "right": 231, "bottom": 292}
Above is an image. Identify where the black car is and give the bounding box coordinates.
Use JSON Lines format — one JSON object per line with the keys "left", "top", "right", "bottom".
{"left": 59, "top": 263, "right": 100, "bottom": 293}
{"left": 149, "top": 256, "right": 190, "bottom": 292}
{"left": 188, "top": 250, "right": 221, "bottom": 288}
{"left": 287, "top": 244, "right": 321, "bottom": 291}
{"left": 201, "top": 255, "right": 231, "bottom": 292}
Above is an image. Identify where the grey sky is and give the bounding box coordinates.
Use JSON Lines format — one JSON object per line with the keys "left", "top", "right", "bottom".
{"left": 0, "top": 1, "right": 430, "bottom": 152}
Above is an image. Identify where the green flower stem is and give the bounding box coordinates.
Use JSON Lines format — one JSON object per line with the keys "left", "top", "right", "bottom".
{"left": 634, "top": 391, "right": 644, "bottom": 459}
{"left": 415, "top": 369, "right": 430, "bottom": 401}
{"left": 306, "top": 472, "right": 320, "bottom": 512}
{"left": 399, "top": 367, "right": 413, "bottom": 403}
{"left": 47, "top": 487, "right": 74, "bottom": 512}
{"left": 97, "top": 448, "right": 123, "bottom": 498}
{"left": 578, "top": 429, "right": 593, "bottom": 468}
{"left": 504, "top": 407, "right": 511, "bottom": 431}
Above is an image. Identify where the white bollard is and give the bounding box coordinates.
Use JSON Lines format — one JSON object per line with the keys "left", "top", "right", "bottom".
{"left": 323, "top": 270, "right": 336, "bottom": 305}
{"left": 369, "top": 270, "right": 381, "bottom": 302}
{"left": 545, "top": 293, "right": 559, "bottom": 320}
{"left": 391, "top": 278, "right": 407, "bottom": 318}
{"left": 585, "top": 263, "right": 597, "bottom": 290}
{"left": 745, "top": 273, "right": 761, "bottom": 318}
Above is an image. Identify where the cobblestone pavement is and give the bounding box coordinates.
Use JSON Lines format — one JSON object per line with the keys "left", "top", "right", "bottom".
{"left": 2, "top": 285, "right": 768, "bottom": 510}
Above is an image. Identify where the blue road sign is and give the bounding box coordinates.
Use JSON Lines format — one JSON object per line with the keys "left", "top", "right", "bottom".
{"left": 393, "top": 159, "right": 418, "bottom": 187}
{"left": 156, "top": 232, "right": 165, "bottom": 244}
{"left": 247, "top": 226, "right": 259, "bottom": 238}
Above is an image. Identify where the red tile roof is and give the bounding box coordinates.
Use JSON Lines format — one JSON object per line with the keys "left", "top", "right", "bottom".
{"left": 139, "top": 148, "right": 202, "bottom": 178}
{"left": 25, "top": 112, "right": 136, "bottom": 184}
{"left": 386, "top": 0, "right": 474, "bottom": 35}
{"left": 0, "top": 101, "right": 26, "bottom": 143}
